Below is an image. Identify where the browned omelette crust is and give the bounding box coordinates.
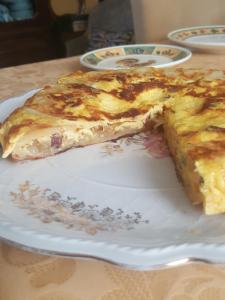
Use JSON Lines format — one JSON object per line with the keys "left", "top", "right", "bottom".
{"left": 0, "top": 67, "right": 174, "bottom": 159}
{"left": 26, "top": 69, "right": 179, "bottom": 120}
{"left": 24, "top": 67, "right": 221, "bottom": 123}
{"left": 1, "top": 67, "right": 225, "bottom": 159}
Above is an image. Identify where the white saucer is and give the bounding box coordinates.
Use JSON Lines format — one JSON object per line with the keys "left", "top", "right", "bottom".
{"left": 80, "top": 44, "right": 192, "bottom": 70}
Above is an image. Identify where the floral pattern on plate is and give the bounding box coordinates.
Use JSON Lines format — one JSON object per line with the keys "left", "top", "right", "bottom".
{"left": 171, "top": 26, "right": 225, "bottom": 41}
{"left": 10, "top": 181, "right": 149, "bottom": 235}
{"left": 115, "top": 58, "right": 156, "bottom": 67}
{"left": 8, "top": 131, "right": 168, "bottom": 235}
{"left": 101, "top": 131, "right": 169, "bottom": 158}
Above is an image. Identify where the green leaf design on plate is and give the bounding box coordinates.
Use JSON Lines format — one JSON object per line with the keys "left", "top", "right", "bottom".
{"left": 124, "top": 46, "right": 155, "bottom": 55}
{"left": 174, "top": 52, "right": 186, "bottom": 61}
{"left": 84, "top": 54, "right": 101, "bottom": 65}
{"left": 211, "top": 28, "right": 219, "bottom": 34}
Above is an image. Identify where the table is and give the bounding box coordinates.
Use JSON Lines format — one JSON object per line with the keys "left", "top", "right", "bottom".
{"left": 1, "top": 52, "right": 225, "bottom": 300}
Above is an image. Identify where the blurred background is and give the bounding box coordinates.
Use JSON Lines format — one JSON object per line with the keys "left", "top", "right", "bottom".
{"left": 0, "top": 0, "right": 225, "bottom": 68}
{"left": 0, "top": 0, "right": 134, "bottom": 68}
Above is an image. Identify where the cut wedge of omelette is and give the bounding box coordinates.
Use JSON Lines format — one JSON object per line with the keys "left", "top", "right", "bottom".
{"left": 0, "top": 67, "right": 225, "bottom": 215}
{"left": 0, "top": 67, "right": 176, "bottom": 160}
{"left": 164, "top": 71, "right": 225, "bottom": 215}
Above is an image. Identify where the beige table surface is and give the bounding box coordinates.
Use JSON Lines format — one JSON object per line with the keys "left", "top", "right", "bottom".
{"left": 1, "top": 52, "right": 225, "bottom": 300}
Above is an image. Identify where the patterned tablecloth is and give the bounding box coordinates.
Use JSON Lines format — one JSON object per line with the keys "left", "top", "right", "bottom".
{"left": 1, "top": 52, "right": 225, "bottom": 300}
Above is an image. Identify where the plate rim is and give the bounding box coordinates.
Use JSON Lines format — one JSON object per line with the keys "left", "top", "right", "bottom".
{"left": 168, "top": 25, "right": 225, "bottom": 48}
{"left": 1, "top": 233, "right": 225, "bottom": 271}
{"left": 1, "top": 206, "right": 225, "bottom": 271}
{"left": 80, "top": 43, "right": 192, "bottom": 70}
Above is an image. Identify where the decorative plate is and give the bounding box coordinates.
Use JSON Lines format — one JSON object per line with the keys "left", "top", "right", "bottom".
{"left": 168, "top": 25, "right": 225, "bottom": 51}
{"left": 2, "top": 90, "right": 225, "bottom": 270}
{"left": 80, "top": 44, "right": 192, "bottom": 70}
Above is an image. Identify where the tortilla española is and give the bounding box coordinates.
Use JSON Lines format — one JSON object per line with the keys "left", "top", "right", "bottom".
{"left": 0, "top": 67, "right": 225, "bottom": 215}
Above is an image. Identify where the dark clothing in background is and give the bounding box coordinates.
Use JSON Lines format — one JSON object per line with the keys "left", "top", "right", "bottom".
{"left": 87, "top": 0, "right": 134, "bottom": 50}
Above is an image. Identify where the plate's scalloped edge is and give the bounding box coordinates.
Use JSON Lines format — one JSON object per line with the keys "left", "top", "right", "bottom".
{"left": 1, "top": 213, "right": 225, "bottom": 270}
{"left": 1, "top": 233, "right": 225, "bottom": 271}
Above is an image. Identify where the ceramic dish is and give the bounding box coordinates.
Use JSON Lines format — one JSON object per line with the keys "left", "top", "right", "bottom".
{"left": 168, "top": 25, "right": 225, "bottom": 51}
{"left": 2, "top": 90, "right": 225, "bottom": 270}
{"left": 80, "top": 44, "right": 192, "bottom": 70}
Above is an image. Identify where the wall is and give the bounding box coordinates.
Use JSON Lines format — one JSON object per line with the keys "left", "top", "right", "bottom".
{"left": 51, "top": 0, "right": 98, "bottom": 15}
{"left": 131, "top": 0, "right": 225, "bottom": 42}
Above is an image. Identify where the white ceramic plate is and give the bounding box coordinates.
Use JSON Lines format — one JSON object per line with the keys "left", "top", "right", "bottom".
{"left": 80, "top": 44, "right": 192, "bottom": 70}
{"left": 1, "top": 90, "right": 225, "bottom": 270}
{"left": 168, "top": 25, "right": 225, "bottom": 51}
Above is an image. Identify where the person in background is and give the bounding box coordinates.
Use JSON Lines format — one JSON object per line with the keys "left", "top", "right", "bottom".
{"left": 87, "top": 0, "right": 134, "bottom": 50}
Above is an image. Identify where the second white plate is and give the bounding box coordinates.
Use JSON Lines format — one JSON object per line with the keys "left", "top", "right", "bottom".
{"left": 168, "top": 25, "right": 225, "bottom": 51}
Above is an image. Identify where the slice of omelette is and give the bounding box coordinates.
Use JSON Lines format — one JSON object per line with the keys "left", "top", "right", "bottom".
{"left": 163, "top": 70, "right": 225, "bottom": 215}
{"left": 0, "top": 68, "right": 173, "bottom": 160}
